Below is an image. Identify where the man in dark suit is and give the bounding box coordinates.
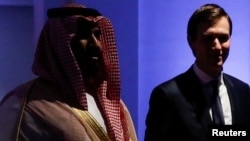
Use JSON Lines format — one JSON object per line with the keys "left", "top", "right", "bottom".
{"left": 144, "top": 3, "right": 250, "bottom": 141}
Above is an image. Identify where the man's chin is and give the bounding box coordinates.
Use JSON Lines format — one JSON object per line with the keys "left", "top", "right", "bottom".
{"left": 216, "top": 62, "right": 224, "bottom": 69}
{"left": 211, "top": 65, "right": 223, "bottom": 76}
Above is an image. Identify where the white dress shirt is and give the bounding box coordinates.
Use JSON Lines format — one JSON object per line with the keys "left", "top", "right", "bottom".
{"left": 193, "top": 64, "right": 232, "bottom": 125}
{"left": 86, "top": 93, "right": 107, "bottom": 132}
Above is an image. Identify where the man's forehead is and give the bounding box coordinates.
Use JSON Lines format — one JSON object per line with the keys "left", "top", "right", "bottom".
{"left": 197, "top": 19, "right": 230, "bottom": 35}
{"left": 77, "top": 17, "right": 99, "bottom": 30}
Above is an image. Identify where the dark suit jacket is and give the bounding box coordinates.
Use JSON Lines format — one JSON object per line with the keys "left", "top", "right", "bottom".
{"left": 144, "top": 66, "right": 250, "bottom": 141}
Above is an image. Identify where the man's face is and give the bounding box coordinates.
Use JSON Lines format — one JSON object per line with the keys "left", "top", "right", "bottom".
{"left": 188, "top": 16, "right": 230, "bottom": 77}
{"left": 71, "top": 19, "right": 105, "bottom": 79}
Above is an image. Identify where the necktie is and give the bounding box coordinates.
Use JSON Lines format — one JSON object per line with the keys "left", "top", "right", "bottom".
{"left": 210, "top": 79, "right": 224, "bottom": 125}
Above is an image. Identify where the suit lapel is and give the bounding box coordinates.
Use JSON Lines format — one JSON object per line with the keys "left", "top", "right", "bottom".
{"left": 223, "top": 74, "right": 236, "bottom": 124}
{"left": 179, "top": 67, "right": 212, "bottom": 133}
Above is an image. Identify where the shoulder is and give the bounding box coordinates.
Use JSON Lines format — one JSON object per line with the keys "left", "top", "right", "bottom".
{"left": 0, "top": 78, "right": 38, "bottom": 106}
{"left": 223, "top": 73, "right": 250, "bottom": 88}
{"left": 150, "top": 67, "right": 200, "bottom": 102}
{"left": 153, "top": 70, "right": 191, "bottom": 94}
{"left": 0, "top": 78, "right": 38, "bottom": 140}
{"left": 150, "top": 74, "right": 185, "bottom": 102}
{"left": 154, "top": 66, "right": 196, "bottom": 90}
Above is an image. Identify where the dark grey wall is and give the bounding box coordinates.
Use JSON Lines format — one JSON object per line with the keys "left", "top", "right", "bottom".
{"left": 0, "top": 6, "right": 34, "bottom": 98}
{"left": 0, "top": 6, "right": 35, "bottom": 99}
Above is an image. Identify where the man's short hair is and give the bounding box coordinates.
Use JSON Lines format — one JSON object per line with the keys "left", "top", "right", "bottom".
{"left": 187, "top": 3, "right": 232, "bottom": 40}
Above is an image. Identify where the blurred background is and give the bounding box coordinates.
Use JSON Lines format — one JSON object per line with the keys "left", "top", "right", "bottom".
{"left": 0, "top": 0, "right": 249, "bottom": 141}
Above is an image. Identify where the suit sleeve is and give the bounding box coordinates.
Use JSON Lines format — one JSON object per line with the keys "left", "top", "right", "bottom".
{"left": 144, "top": 86, "right": 173, "bottom": 141}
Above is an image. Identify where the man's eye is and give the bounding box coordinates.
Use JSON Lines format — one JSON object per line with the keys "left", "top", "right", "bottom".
{"left": 78, "top": 31, "right": 91, "bottom": 39}
{"left": 203, "top": 36, "right": 214, "bottom": 43}
{"left": 94, "top": 30, "right": 101, "bottom": 39}
{"left": 218, "top": 35, "right": 229, "bottom": 43}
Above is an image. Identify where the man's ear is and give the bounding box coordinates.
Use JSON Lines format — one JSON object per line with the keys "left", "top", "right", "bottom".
{"left": 187, "top": 35, "right": 196, "bottom": 57}
{"left": 70, "top": 35, "right": 78, "bottom": 50}
{"left": 187, "top": 35, "right": 193, "bottom": 48}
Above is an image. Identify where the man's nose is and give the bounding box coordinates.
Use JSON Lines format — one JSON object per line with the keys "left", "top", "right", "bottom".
{"left": 213, "top": 38, "right": 222, "bottom": 50}
{"left": 89, "top": 35, "right": 101, "bottom": 47}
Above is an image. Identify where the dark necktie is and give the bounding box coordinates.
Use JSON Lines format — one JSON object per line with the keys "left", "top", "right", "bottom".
{"left": 210, "top": 79, "right": 224, "bottom": 125}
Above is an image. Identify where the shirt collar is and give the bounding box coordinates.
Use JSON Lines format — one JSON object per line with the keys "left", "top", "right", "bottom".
{"left": 193, "top": 63, "right": 224, "bottom": 85}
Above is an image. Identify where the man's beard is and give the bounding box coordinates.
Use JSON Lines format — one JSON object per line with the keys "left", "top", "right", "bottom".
{"left": 78, "top": 46, "right": 105, "bottom": 79}
{"left": 82, "top": 55, "right": 102, "bottom": 78}
{"left": 70, "top": 37, "right": 105, "bottom": 79}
